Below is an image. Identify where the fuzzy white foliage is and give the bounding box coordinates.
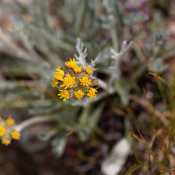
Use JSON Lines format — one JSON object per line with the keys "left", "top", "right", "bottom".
{"left": 91, "top": 56, "right": 99, "bottom": 70}
{"left": 110, "top": 40, "right": 132, "bottom": 69}
{"left": 74, "top": 38, "right": 88, "bottom": 67}
{"left": 74, "top": 38, "right": 99, "bottom": 71}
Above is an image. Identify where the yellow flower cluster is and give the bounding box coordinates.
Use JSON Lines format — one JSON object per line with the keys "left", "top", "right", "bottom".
{"left": 85, "top": 66, "right": 93, "bottom": 74}
{"left": 51, "top": 58, "right": 98, "bottom": 101}
{"left": 60, "top": 74, "right": 75, "bottom": 89}
{"left": 87, "top": 88, "right": 98, "bottom": 99}
{"left": 0, "top": 117, "right": 21, "bottom": 146}
{"left": 74, "top": 89, "right": 84, "bottom": 100}
{"left": 65, "top": 58, "right": 77, "bottom": 69}
{"left": 80, "top": 75, "right": 91, "bottom": 86}
{"left": 58, "top": 90, "right": 70, "bottom": 101}
{"left": 51, "top": 78, "right": 59, "bottom": 88}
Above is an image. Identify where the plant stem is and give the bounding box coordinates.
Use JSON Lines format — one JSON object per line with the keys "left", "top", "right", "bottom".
{"left": 110, "top": 27, "right": 119, "bottom": 52}
{"left": 14, "top": 115, "right": 59, "bottom": 131}
{"left": 98, "top": 78, "right": 115, "bottom": 93}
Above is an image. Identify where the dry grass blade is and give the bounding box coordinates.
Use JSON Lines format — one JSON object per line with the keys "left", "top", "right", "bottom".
{"left": 148, "top": 72, "right": 171, "bottom": 89}
{"left": 173, "top": 51, "right": 175, "bottom": 69}
{"left": 20, "top": 80, "right": 35, "bottom": 90}
{"left": 129, "top": 129, "right": 147, "bottom": 148}
{"left": 129, "top": 94, "right": 168, "bottom": 126}
{"left": 15, "top": 97, "right": 21, "bottom": 104}
{"left": 28, "top": 72, "right": 39, "bottom": 84}
{"left": 65, "top": 128, "right": 74, "bottom": 136}
{"left": 113, "top": 108, "right": 131, "bottom": 119}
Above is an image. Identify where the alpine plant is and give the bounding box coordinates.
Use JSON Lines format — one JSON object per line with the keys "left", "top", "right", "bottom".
{"left": 51, "top": 58, "right": 98, "bottom": 101}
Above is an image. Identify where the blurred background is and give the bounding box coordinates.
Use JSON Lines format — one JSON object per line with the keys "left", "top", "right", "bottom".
{"left": 0, "top": 0, "right": 175, "bottom": 174}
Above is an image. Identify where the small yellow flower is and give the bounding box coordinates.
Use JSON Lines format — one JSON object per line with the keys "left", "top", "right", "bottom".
{"left": 73, "top": 65, "right": 82, "bottom": 73}
{"left": 55, "top": 66, "right": 61, "bottom": 70}
{"left": 94, "top": 79, "right": 98, "bottom": 85}
{"left": 65, "top": 58, "right": 77, "bottom": 69}
{"left": 2, "top": 138, "right": 11, "bottom": 146}
{"left": 11, "top": 130, "right": 21, "bottom": 140}
{"left": 51, "top": 77, "right": 59, "bottom": 87}
{"left": 74, "top": 89, "right": 84, "bottom": 100}
{"left": 60, "top": 74, "right": 75, "bottom": 89}
{"left": 58, "top": 90, "right": 70, "bottom": 101}
{"left": 87, "top": 88, "right": 97, "bottom": 99}
{"left": 6, "top": 118, "right": 15, "bottom": 126}
{"left": 85, "top": 66, "right": 93, "bottom": 74}
{"left": 55, "top": 67, "right": 65, "bottom": 80}
{"left": 0, "top": 126, "right": 6, "bottom": 136}
{"left": 80, "top": 74, "right": 91, "bottom": 86}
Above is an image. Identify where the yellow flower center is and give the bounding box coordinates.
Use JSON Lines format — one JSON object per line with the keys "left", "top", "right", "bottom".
{"left": 87, "top": 88, "right": 97, "bottom": 99}
{"left": 11, "top": 130, "right": 21, "bottom": 140}
{"left": 58, "top": 90, "right": 70, "bottom": 101}
{"left": 2, "top": 138, "right": 11, "bottom": 146}
{"left": 79, "top": 74, "right": 91, "bottom": 86}
{"left": 85, "top": 66, "right": 93, "bottom": 74}
{"left": 73, "top": 65, "right": 82, "bottom": 73}
{"left": 51, "top": 77, "right": 59, "bottom": 87}
{"left": 60, "top": 74, "right": 75, "bottom": 89}
{"left": 6, "top": 118, "right": 15, "bottom": 126}
{"left": 74, "top": 89, "right": 84, "bottom": 100}
{"left": 65, "top": 58, "right": 77, "bottom": 69}
{"left": 0, "top": 126, "right": 6, "bottom": 136}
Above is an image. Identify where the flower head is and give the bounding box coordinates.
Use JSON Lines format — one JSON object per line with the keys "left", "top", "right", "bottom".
{"left": 51, "top": 77, "right": 59, "bottom": 87}
{"left": 73, "top": 65, "right": 82, "bottom": 73}
{"left": 11, "top": 130, "right": 21, "bottom": 140}
{"left": 85, "top": 66, "right": 93, "bottom": 74}
{"left": 79, "top": 74, "right": 91, "bottom": 86}
{"left": 51, "top": 53, "right": 98, "bottom": 101}
{"left": 58, "top": 90, "right": 70, "bottom": 101}
{"left": 54, "top": 67, "right": 65, "bottom": 81}
{"left": 0, "top": 117, "right": 21, "bottom": 146}
{"left": 60, "top": 74, "right": 75, "bottom": 89}
{"left": 0, "top": 126, "right": 6, "bottom": 136}
{"left": 87, "top": 88, "right": 98, "bottom": 99}
{"left": 55, "top": 70, "right": 65, "bottom": 81}
{"left": 2, "top": 138, "right": 11, "bottom": 146}
{"left": 74, "top": 89, "right": 84, "bottom": 100}
{"left": 93, "top": 79, "right": 98, "bottom": 85}
{"left": 65, "top": 58, "right": 77, "bottom": 69}
{"left": 6, "top": 118, "right": 15, "bottom": 126}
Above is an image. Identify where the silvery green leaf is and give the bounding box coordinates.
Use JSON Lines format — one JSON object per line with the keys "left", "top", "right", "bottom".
{"left": 150, "top": 58, "right": 168, "bottom": 74}
{"left": 88, "top": 102, "right": 105, "bottom": 129}
{"left": 97, "top": 48, "right": 111, "bottom": 65}
{"left": 77, "top": 103, "right": 104, "bottom": 141}
{"left": 124, "top": 12, "right": 149, "bottom": 26}
{"left": 51, "top": 134, "right": 67, "bottom": 157}
{"left": 38, "top": 129, "right": 58, "bottom": 141}
{"left": 78, "top": 129, "right": 88, "bottom": 142}
{"left": 115, "top": 81, "right": 129, "bottom": 105}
